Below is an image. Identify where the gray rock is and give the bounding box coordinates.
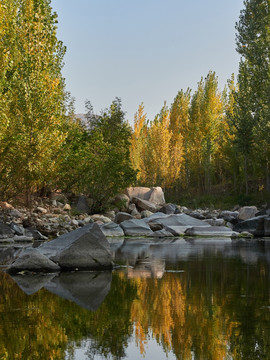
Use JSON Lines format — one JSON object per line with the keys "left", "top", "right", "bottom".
{"left": 140, "top": 210, "right": 154, "bottom": 218}
{"left": 132, "top": 197, "right": 159, "bottom": 212}
{"left": 219, "top": 211, "right": 239, "bottom": 224}
{"left": 148, "top": 222, "right": 163, "bottom": 232}
{"left": 263, "top": 217, "right": 270, "bottom": 236}
{"left": 233, "top": 215, "right": 267, "bottom": 236}
{"left": 203, "top": 218, "right": 225, "bottom": 226}
{"left": 10, "top": 223, "right": 25, "bottom": 236}
{"left": 114, "top": 212, "right": 133, "bottom": 224}
{"left": 189, "top": 211, "right": 206, "bottom": 220}
{"left": 99, "top": 222, "right": 125, "bottom": 237}
{"left": 238, "top": 206, "right": 258, "bottom": 220}
{"left": 256, "top": 204, "right": 270, "bottom": 217}
{"left": 127, "top": 203, "right": 137, "bottom": 212}
{"left": 142, "top": 212, "right": 167, "bottom": 223}
{"left": 185, "top": 226, "right": 237, "bottom": 237}
{"left": 151, "top": 229, "right": 174, "bottom": 237}
{"left": 150, "top": 213, "right": 211, "bottom": 236}
{"left": 159, "top": 203, "right": 178, "bottom": 215}
{"left": 151, "top": 213, "right": 210, "bottom": 227}
{"left": 13, "top": 235, "right": 34, "bottom": 243}
{"left": 38, "top": 223, "right": 113, "bottom": 270}
{"left": 25, "top": 229, "right": 47, "bottom": 240}
{"left": 120, "top": 219, "right": 154, "bottom": 236}
{"left": 0, "top": 223, "right": 14, "bottom": 239}
{"left": 7, "top": 248, "right": 61, "bottom": 274}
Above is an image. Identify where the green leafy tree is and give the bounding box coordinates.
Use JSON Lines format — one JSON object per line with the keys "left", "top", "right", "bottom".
{"left": 235, "top": 0, "right": 270, "bottom": 191}
{"left": 59, "top": 98, "right": 136, "bottom": 212}
{"left": 0, "top": 0, "right": 68, "bottom": 202}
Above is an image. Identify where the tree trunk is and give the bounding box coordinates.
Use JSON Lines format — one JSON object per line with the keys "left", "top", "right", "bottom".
{"left": 244, "top": 155, "right": 249, "bottom": 195}
{"left": 266, "top": 161, "right": 270, "bottom": 193}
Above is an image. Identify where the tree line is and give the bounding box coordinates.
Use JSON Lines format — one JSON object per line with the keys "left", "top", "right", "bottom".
{"left": 0, "top": 0, "right": 269, "bottom": 209}
{"left": 132, "top": 0, "right": 270, "bottom": 198}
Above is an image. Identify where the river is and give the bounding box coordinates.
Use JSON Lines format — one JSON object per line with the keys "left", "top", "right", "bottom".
{"left": 0, "top": 238, "right": 270, "bottom": 359}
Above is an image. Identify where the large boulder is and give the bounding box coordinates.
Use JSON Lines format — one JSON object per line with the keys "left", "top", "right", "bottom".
{"left": 125, "top": 186, "right": 165, "bottom": 205}
{"left": 120, "top": 219, "right": 154, "bottom": 236}
{"left": 233, "top": 215, "right": 267, "bottom": 236}
{"left": 7, "top": 248, "right": 61, "bottom": 274}
{"left": 38, "top": 223, "right": 113, "bottom": 270}
{"left": 238, "top": 206, "right": 258, "bottom": 221}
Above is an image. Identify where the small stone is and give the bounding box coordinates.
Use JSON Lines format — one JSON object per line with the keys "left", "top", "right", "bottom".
{"left": 70, "top": 219, "right": 79, "bottom": 226}
{"left": 84, "top": 216, "right": 93, "bottom": 224}
{"left": 36, "top": 207, "right": 47, "bottom": 214}
{"left": 141, "top": 210, "right": 154, "bottom": 218}
{"left": 63, "top": 204, "right": 72, "bottom": 211}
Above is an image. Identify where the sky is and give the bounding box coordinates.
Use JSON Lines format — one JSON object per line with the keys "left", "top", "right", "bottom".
{"left": 50, "top": 0, "right": 244, "bottom": 123}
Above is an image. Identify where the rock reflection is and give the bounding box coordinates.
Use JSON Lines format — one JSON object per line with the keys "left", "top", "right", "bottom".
{"left": 127, "top": 258, "right": 165, "bottom": 279}
{"left": 11, "top": 271, "right": 112, "bottom": 311}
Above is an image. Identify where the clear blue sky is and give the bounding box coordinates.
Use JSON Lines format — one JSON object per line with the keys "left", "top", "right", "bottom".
{"left": 51, "top": 0, "right": 244, "bottom": 123}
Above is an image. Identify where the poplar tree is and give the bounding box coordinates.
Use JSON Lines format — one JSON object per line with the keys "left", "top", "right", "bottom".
{"left": 130, "top": 103, "right": 148, "bottom": 183}
{"left": 0, "top": 0, "right": 68, "bottom": 201}
{"left": 170, "top": 89, "right": 191, "bottom": 188}
{"left": 235, "top": 0, "right": 270, "bottom": 191}
{"left": 189, "top": 72, "right": 223, "bottom": 192}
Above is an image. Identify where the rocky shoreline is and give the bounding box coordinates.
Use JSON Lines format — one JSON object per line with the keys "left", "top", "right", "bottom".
{"left": 1, "top": 187, "right": 270, "bottom": 273}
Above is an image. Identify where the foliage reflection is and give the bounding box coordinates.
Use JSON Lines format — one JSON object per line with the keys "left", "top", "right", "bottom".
{"left": 1, "top": 247, "right": 270, "bottom": 359}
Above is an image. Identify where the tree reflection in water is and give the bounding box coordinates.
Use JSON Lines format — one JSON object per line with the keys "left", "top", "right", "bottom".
{"left": 0, "top": 240, "right": 270, "bottom": 359}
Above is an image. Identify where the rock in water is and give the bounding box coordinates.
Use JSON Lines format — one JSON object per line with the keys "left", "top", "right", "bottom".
{"left": 7, "top": 248, "right": 61, "bottom": 274}
{"left": 38, "top": 223, "right": 113, "bottom": 270}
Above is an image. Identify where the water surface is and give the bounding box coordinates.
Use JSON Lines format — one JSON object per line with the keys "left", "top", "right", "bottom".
{"left": 1, "top": 238, "right": 270, "bottom": 359}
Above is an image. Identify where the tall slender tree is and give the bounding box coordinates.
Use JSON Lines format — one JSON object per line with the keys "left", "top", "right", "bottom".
{"left": 235, "top": 0, "right": 270, "bottom": 191}
{"left": 0, "top": 0, "right": 68, "bottom": 201}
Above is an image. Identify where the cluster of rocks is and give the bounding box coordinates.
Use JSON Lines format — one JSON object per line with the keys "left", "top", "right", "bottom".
{"left": 1, "top": 188, "right": 270, "bottom": 246}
